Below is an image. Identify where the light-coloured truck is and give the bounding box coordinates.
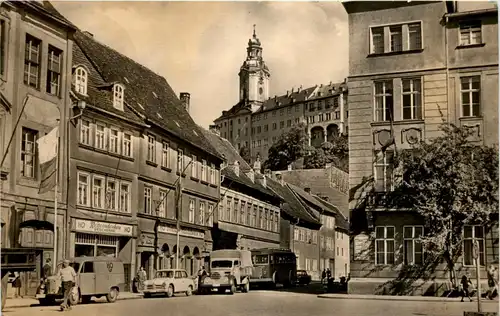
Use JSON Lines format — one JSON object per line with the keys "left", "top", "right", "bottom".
{"left": 198, "top": 249, "right": 253, "bottom": 295}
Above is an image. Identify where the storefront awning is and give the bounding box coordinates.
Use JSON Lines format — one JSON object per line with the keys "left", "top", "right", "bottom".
{"left": 19, "top": 219, "right": 54, "bottom": 230}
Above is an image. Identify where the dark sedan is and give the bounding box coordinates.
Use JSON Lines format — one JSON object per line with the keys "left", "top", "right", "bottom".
{"left": 296, "top": 270, "right": 311, "bottom": 285}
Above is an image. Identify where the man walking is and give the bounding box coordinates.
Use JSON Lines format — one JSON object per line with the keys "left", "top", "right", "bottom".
{"left": 58, "top": 259, "right": 76, "bottom": 311}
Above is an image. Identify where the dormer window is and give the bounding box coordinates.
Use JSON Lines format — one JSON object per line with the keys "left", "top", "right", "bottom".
{"left": 113, "top": 84, "right": 124, "bottom": 110}
{"left": 74, "top": 67, "right": 88, "bottom": 95}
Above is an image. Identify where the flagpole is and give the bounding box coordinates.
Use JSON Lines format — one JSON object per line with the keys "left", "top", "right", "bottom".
{"left": 176, "top": 174, "right": 182, "bottom": 270}
{"left": 53, "top": 126, "right": 60, "bottom": 274}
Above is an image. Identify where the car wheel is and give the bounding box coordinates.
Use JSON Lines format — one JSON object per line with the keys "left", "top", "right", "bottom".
{"left": 166, "top": 284, "right": 174, "bottom": 298}
{"left": 106, "top": 287, "right": 119, "bottom": 303}
{"left": 186, "top": 285, "right": 193, "bottom": 296}
{"left": 69, "top": 287, "right": 80, "bottom": 306}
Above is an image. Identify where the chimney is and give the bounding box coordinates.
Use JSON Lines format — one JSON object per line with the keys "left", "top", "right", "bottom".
{"left": 82, "top": 31, "right": 94, "bottom": 38}
{"left": 245, "top": 169, "right": 255, "bottom": 183}
{"left": 234, "top": 161, "right": 240, "bottom": 177}
{"left": 209, "top": 124, "right": 220, "bottom": 136}
{"left": 304, "top": 187, "right": 311, "bottom": 194}
{"left": 180, "top": 92, "right": 190, "bottom": 113}
{"left": 275, "top": 172, "right": 284, "bottom": 186}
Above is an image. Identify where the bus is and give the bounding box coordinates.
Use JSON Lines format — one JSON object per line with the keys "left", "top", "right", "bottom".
{"left": 250, "top": 248, "right": 296, "bottom": 288}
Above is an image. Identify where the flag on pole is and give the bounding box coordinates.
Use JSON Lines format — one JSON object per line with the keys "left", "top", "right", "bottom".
{"left": 37, "top": 126, "right": 59, "bottom": 194}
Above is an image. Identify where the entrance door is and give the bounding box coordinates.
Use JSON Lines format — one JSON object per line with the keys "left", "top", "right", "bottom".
{"left": 79, "top": 262, "right": 96, "bottom": 296}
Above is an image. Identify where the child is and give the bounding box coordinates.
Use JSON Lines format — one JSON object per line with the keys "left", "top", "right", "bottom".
{"left": 460, "top": 274, "right": 473, "bottom": 302}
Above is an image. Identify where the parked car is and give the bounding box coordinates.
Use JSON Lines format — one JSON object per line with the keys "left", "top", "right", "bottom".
{"left": 296, "top": 270, "right": 311, "bottom": 285}
{"left": 143, "top": 269, "right": 194, "bottom": 298}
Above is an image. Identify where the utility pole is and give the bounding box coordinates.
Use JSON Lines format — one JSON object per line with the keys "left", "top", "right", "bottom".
{"left": 474, "top": 240, "right": 482, "bottom": 312}
{"left": 175, "top": 172, "right": 182, "bottom": 270}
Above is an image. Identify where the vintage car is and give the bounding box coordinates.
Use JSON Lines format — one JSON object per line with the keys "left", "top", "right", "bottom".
{"left": 296, "top": 270, "right": 311, "bottom": 285}
{"left": 36, "top": 256, "right": 125, "bottom": 305}
{"left": 143, "top": 269, "right": 195, "bottom": 298}
{"left": 198, "top": 249, "right": 253, "bottom": 295}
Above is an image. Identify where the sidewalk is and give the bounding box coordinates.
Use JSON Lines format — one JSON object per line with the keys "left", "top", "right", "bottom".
{"left": 4, "top": 292, "right": 143, "bottom": 309}
{"left": 317, "top": 293, "right": 500, "bottom": 303}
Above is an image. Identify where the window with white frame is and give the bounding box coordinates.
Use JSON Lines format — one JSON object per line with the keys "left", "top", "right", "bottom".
{"left": 95, "top": 124, "right": 106, "bottom": 150}
{"left": 275, "top": 212, "right": 279, "bottom": 232}
{"left": 119, "top": 182, "right": 131, "bottom": 213}
{"left": 233, "top": 200, "right": 239, "bottom": 223}
{"left": 122, "top": 133, "right": 132, "bottom": 157}
{"left": 188, "top": 198, "right": 195, "bottom": 223}
{"left": 402, "top": 78, "right": 422, "bottom": 120}
{"left": 21, "top": 128, "right": 37, "bottom": 178}
{"left": 113, "top": 84, "right": 124, "bottom": 110}
{"left": 144, "top": 187, "right": 152, "bottom": 215}
{"left": 259, "top": 207, "right": 264, "bottom": 229}
{"left": 225, "top": 197, "right": 232, "bottom": 221}
{"left": 147, "top": 135, "right": 155, "bottom": 162}
{"left": 24, "top": 34, "right": 41, "bottom": 88}
{"left": 199, "top": 201, "right": 205, "bottom": 225}
{"left": 158, "top": 190, "right": 167, "bottom": 217}
{"left": 201, "top": 160, "right": 207, "bottom": 182}
{"left": 375, "top": 226, "right": 395, "bottom": 265}
{"left": 294, "top": 227, "right": 300, "bottom": 241}
{"left": 177, "top": 149, "right": 184, "bottom": 173}
{"left": 47, "top": 46, "right": 62, "bottom": 96}
{"left": 207, "top": 204, "right": 214, "bottom": 226}
{"left": 92, "top": 175, "right": 105, "bottom": 208}
{"left": 162, "top": 141, "right": 170, "bottom": 168}
{"left": 219, "top": 198, "right": 224, "bottom": 221}
{"left": 374, "top": 150, "right": 394, "bottom": 192}
{"left": 210, "top": 164, "right": 216, "bottom": 184}
{"left": 80, "top": 119, "right": 90, "bottom": 145}
{"left": 460, "top": 21, "right": 482, "bottom": 46}
{"left": 77, "top": 172, "right": 90, "bottom": 206}
{"left": 460, "top": 76, "right": 481, "bottom": 117}
{"left": 191, "top": 155, "right": 198, "bottom": 178}
{"left": 109, "top": 128, "right": 120, "bottom": 154}
{"left": 240, "top": 201, "right": 246, "bottom": 225}
{"left": 463, "top": 225, "right": 485, "bottom": 266}
{"left": 106, "top": 179, "right": 118, "bottom": 211}
{"left": 312, "top": 231, "right": 318, "bottom": 244}
{"left": 370, "top": 22, "right": 422, "bottom": 54}
{"left": 408, "top": 23, "right": 422, "bottom": 50}
{"left": 246, "top": 203, "right": 251, "bottom": 225}
{"left": 389, "top": 25, "right": 403, "bottom": 52}
{"left": 74, "top": 67, "right": 88, "bottom": 95}
{"left": 374, "top": 81, "right": 394, "bottom": 122}
{"left": 404, "top": 226, "right": 424, "bottom": 265}
{"left": 252, "top": 205, "right": 257, "bottom": 227}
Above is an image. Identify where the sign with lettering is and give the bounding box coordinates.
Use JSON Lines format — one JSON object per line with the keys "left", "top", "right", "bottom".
{"left": 75, "top": 219, "right": 133, "bottom": 236}
{"left": 353, "top": 234, "right": 370, "bottom": 261}
{"left": 157, "top": 225, "right": 204, "bottom": 239}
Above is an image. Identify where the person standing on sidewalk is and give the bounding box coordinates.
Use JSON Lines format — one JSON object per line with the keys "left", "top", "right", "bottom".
{"left": 137, "top": 267, "right": 147, "bottom": 292}
{"left": 58, "top": 259, "right": 76, "bottom": 311}
{"left": 12, "top": 272, "right": 22, "bottom": 298}
{"left": 460, "top": 274, "right": 473, "bottom": 302}
{"left": 487, "top": 265, "right": 498, "bottom": 300}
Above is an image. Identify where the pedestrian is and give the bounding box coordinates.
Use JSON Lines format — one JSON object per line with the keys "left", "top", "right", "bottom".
{"left": 487, "top": 265, "right": 498, "bottom": 300}
{"left": 460, "top": 274, "right": 473, "bottom": 302}
{"left": 326, "top": 268, "right": 332, "bottom": 281}
{"left": 42, "top": 258, "right": 52, "bottom": 279}
{"left": 137, "top": 267, "right": 147, "bottom": 292}
{"left": 58, "top": 259, "right": 77, "bottom": 311}
{"left": 12, "top": 272, "right": 22, "bottom": 298}
{"left": 321, "top": 269, "right": 326, "bottom": 285}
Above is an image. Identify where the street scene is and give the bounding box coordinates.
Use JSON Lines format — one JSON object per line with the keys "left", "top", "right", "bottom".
{"left": 0, "top": 1, "right": 499, "bottom": 316}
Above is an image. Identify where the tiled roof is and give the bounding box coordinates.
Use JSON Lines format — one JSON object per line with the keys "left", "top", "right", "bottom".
{"left": 307, "top": 82, "right": 347, "bottom": 101}
{"left": 313, "top": 196, "right": 350, "bottom": 232}
{"left": 255, "top": 86, "right": 317, "bottom": 113}
{"left": 288, "top": 183, "right": 336, "bottom": 216}
{"left": 72, "top": 31, "right": 222, "bottom": 160}
{"left": 214, "top": 101, "right": 251, "bottom": 122}
{"left": 266, "top": 177, "right": 321, "bottom": 227}
{"left": 18, "top": 1, "right": 77, "bottom": 30}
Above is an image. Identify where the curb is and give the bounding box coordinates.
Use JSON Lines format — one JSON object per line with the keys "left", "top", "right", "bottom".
{"left": 317, "top": 294, "right": 499, "bottom": 303}
{"left": 4, "top": 294, "right": 144, "bottom": 310}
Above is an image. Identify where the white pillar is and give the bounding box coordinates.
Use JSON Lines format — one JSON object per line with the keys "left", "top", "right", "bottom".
{"left": 323, "top": 128, "right": 327, "bottom": 143}
{"left": 307, "top": 130, "right": 312, "bottom": 147}
{"left": 339, "top": 92, "right": 345, "bottom": 134}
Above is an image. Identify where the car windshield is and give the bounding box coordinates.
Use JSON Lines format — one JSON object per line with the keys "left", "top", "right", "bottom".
{"left": 211, "top": 260, "right": 233, "bottom": 268}
{"left": 156, "top": 271, "right": 174, "bottom": 278}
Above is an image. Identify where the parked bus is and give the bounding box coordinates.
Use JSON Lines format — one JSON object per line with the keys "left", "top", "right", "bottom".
{"left": 250, "top": 248, "right": 296, "bottom": 288}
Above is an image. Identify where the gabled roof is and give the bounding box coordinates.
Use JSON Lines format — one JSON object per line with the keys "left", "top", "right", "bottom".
{"left": 314, "top": 196, "right": 350, "bottom": 232}
{"left": 12, "top": 1, "right": 77, "bottom": 31}
{"left": 288, "top": 183, "right": 337, "bottom": 216}
{"left": 254, "top": 86, "right": 317, "bottom": 113}
{"left": 72, "top": 31, "right": 222, "bottom": 160}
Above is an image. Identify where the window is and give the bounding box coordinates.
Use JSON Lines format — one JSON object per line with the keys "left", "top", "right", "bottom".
{"left": 201, "top": 160, "right": 207, "bottom": 182}
{"left": 210, "top": 164, "right": 216, "bottom": 184}
{"left": 374, "top": 150, "right": 394, "bottom": 192}
{"left": 113, "top": 84, "right": 124, "bottom": 110}
{"left": 79, "top": 120, "right": 90, "bottom": 145}
{"left": 190, "top": 155, "right": 197, "bottom": 178}
{"left": 144, "top": 187, "right": 152, "bottom": 215}
{"left": 463, "top": 225, "right": 485, "bottom": 266}
{"left": 408, "top": 23, "right": 422, "bottom": 50}
{"left": 177, "top": 149, "right": 184, "bottom": 173}
{"left": 264, "top": 125, "right": 268, "bottom": 132}
{"left": 460, "top": 22, "right": 482, "bottom": 46}
{"left": 77, "top": 172, "right": 90, "bottom": 206}
{"left": 371, "top": 27, "right": 384, "bottom": 54}
{"left": 122, "top": 133, "right": 132, "bottom": 157}
{"left": 280, "top": 121, "right": 284, "bottom": 128}
{"left": 119, "top": 182, "right": 131, "bottom": 213}
{"left": 389, "top": 25, "right": 403, "bottom": 52}
{"left": 402, "top": 78, "right": 422, "bottom": 120}
{"left": 240, "top": 202, "right": 246, "bottom": 225}
{"left": 24, "top": 35, "right": 41, "bottom": 88}
{"left": 158, "top": 190, "right": 167, "bottom": 217}
{"left": 233, "top": 200, "right": 239, "bottom": 223}
{"left": 272, "top": 123, "right": 277, "bottom": 130}
{"left": 0, "top": 20, "right": 5, "bottom": 76}
{"left": 374, "top": 81, "right": 394, "bottom": 122}
{"left": 74, "top": 67, "right": 88, "bottom": 95}
{"left": 92, "top": 176, "right": 104, "bottom": 208}
{"left": 47, "top": 46, "right": 62, "bottom": 96}
{"left": 188, "top": 199, "right": 195, "bottom": 223}
{"left": 199, "top": 201, "right": 205, "bottom": 225}
{"left": 460, "top": 76, "right": 481, "bottom": 117}
{"left": 95, "top": 124, "right": 106, "bottom": 150}
{"left": 207, "top": 204, "right": 214, "bottom": 226}
{"left": 109, "top": 128, "right": 120, "bottom": 154}
{"left": 404, "top": 226, "right": 424, "bottom": 265}
{"left": 21, "top": 128, "right": 37, "bottom": 178}
{"left": 287, "top": 120, "right": 291, "bottom": 127}
{"left": 105, "top": 179, "right": 117, "bottom": 211}
{"left": 252, "top": 205, "right": 257, "bottom": 227}
{"left": 147, "top": 135, "right": 155, "bottom": 162}
{"left": 274, "top": 212, "right": 279, "bottom": 232}
{"left": 375, "top": 226, "right": 395, "bottom": 265}
{"left": 162, "top": 142, "right": 170, "bottom": 168}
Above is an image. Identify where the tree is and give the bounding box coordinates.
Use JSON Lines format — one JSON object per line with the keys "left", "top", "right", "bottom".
{"left": 383, "top": 123, "right": 498, "bottom": 287}
{"left": 263, "top": 123, "right": 310, "bottom": 171}
{"left": 303, "top": 134, "right": 349, "bottom": 172}
{"left": 239, "top": 145, "right": 251, "bottom": 164}
{"left": 303, "top": 147, "right": 327, "bottom": 169}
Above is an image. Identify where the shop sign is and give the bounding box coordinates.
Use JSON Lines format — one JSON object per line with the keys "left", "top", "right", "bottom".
{"left": 75, "top": 219, "right": 133, "bottom": 236}
{"left": 158, "top": 225, "right": 204, "bottom": 239}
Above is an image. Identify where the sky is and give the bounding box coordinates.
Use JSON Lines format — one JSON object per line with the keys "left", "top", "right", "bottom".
{"left": 53, "top": 1, "right": 349, "bottom": 128}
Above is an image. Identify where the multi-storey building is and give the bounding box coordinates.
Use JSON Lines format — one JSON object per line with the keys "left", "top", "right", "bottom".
{"left": 213, "top": 29, "right": 349, "bottom": 164}
{"left": 68, "top": 29, "right": 223, "bottom": 283}
{"left": 344, "top": 0, "right": 498, "bottom": 295}
{"left": 0, "top": 1, "right": 75, "bottom": 295}
{"left": 202, "top": 128, "right": 281, "bottom": 251}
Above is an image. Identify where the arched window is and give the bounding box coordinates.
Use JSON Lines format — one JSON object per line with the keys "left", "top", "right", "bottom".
{"left": 113, "top": 84, "right": 124, "bottom": 110}
{"left": 74, "top": 67, "right": 87, "bottom": 95}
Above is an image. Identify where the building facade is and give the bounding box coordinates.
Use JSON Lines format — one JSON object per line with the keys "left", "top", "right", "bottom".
{"left": 344, "top": 0, "right": 499, "bottom": 295}
{"left": 213, "top": 29, "right": 349, "bottom": 164}
{"left": 0, "top": 1, "right": 75, "bottom": 296}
